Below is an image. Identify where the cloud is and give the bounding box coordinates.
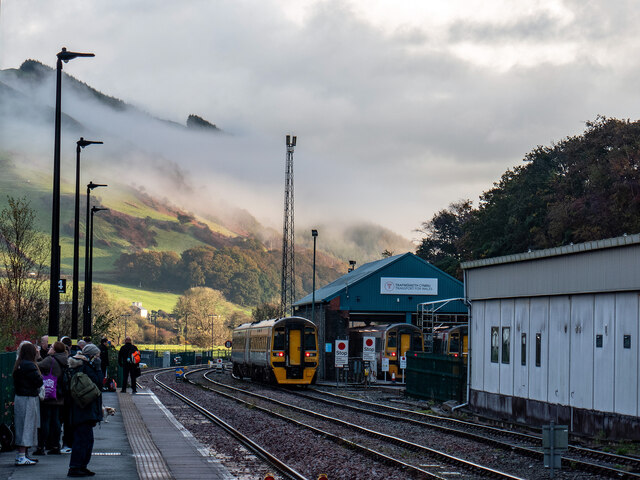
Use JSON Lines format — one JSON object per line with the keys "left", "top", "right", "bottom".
{"left": 2, "top": 0, "right": 640, "bottom": 239}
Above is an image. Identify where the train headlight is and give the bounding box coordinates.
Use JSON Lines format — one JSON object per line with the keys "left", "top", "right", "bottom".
{"left": 272, "top": 351, "right": 285, "bottom": 357}
{"left": 305, "top": 352, "right": 317, "bottom": 357}
{"left": 390, "top": 352, "right": 396, "bottom": 357}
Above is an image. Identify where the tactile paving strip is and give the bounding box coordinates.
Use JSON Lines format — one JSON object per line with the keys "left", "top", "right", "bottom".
{"left": 119, "top": 392, "right": 175, "bottom": 479}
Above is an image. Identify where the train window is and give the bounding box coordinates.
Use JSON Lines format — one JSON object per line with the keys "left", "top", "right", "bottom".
{"left": 449, "top": 333, "right": 460, "bottom": 354}
{"left": 624, "top": 335, "right": 631, "bottom": 349}
{"left": 411, "top": 334, "right": 422, "bottom": 351}
{"left": 490, "top": 327, "right": 499, "bottom": 363}
{"left": 521, "top": 333, "right": 526, "bottom": 366}
{"left": 273, "top": 328, "right": 285, "bottom": 350}
{"left": 596, "top": 334, "right": 603, "bottom": 348}
{"left": 501, "top": 327, "right": 510, "bottom": 364}
{"left": 387, "top": 332, "right": 397, "bottom": 348}
{"left": 304, "top": 327, "right": 316, "bottom": 349}
{"left": 535, "top": 333, "right": 541, "bottom": 367}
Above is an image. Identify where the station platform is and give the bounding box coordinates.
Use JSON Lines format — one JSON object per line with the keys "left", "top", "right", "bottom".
{"left": 0, "top": 386, "right": 233, "bottom": 480}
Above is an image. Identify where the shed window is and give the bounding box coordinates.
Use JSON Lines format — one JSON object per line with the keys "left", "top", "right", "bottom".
{"left": 490, "top": 327, "right": 499, "bottom": 363}
{"left": 596, "top": 334, "right": 603, "bottom": 348}
{"left": 535, "top": 333, "right": 542, "bottom": 367}
{"left": 521, "top": 333, "right": 526, "bottom": 366}
{"left": 624, "top": 335, "right": 632, "bottom": 349}
{"left": 501, "top": 327, "right": 510, "bottom": 364}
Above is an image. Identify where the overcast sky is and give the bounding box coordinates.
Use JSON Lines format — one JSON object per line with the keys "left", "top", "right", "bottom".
{"left": 2, "top": 0, "right": 640, "bottom": 240}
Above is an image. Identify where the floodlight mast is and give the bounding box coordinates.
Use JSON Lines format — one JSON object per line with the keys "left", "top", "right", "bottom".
{"left": 280, "top": 134, "right": 297, "bottom": 317}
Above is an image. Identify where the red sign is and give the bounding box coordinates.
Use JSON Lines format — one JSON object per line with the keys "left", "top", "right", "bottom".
{"left": 338, "top": 342, "right": 346, "bottom": 351}
{"left": 365, "top": 338, "right": 373, "bottom": 347}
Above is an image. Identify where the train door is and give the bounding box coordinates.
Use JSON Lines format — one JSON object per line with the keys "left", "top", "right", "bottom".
{"left": 288, "top": 328, "right": 302, "bottom": 366}
{"left": 287, "top": 327, "right": 304, "bottom": 379}
{"left": 400, "top": 333, "right": 412, "bottom": 356}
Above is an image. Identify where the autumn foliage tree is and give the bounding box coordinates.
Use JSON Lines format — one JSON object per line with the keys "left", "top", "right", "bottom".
{"left": 417, "top": 117, "right": 640, "bottom": 276}
{"left": 0, "top": 197, "right": 48, "bottom": 349}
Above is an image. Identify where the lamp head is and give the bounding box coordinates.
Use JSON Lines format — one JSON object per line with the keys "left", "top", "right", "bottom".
{"left": 311, "top": 229, "right": 318, "bottom": 237}
{"left": 87, "top": 181, "right": 108, "bottom": 190}
{"left": 91, "top": 206, "right": 109, "bottom": 214}
{"left": 58, "top": 47, "right": 95, "bottom": 63}
{"left": 78, "top": 137, "right": 103, "bottom": 148}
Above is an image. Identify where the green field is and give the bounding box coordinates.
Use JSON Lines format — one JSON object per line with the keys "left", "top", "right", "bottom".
{"left": 98, "top": 282, "right": 180, "bottom": 312}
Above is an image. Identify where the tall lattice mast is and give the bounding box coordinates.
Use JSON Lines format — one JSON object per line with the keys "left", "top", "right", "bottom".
{"left": 281, "top": 134, "right": 297, "bottom": 317}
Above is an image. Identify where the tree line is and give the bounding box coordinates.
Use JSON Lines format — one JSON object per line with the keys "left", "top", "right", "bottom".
{"left": 416, "top": 117, "right": 640, "bottom": 279}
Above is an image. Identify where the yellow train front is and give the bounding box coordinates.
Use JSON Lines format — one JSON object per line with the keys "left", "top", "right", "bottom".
{"left": 231, "top": 316, "right": 318, "bottom": 385}
{"left": 348, "top": 323, "right": 424, "bottom": 379}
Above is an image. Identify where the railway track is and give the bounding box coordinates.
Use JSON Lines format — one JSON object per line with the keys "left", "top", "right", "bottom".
{"left": 302, "top": 387, "right": 640, "bottom": 476}
{"left": 195, "top": 370, "right": 524, "bottom": 479}
{"left": 151, "top": 368, "right": 309, "bottom": 480}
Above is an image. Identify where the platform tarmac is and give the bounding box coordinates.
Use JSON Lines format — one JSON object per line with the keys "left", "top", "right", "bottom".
{"left": 0, "top": 386, "right": 233, "bottom": 479}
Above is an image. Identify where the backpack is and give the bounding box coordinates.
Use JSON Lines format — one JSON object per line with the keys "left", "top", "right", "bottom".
{"left": 70, "top": 371, "right": 101, "bottom": 408}
{"left": 42, "top": 365, "right": 58, "bottom": 401}
{"left": 130, "top": 350, "right": 141, "bottom": 364}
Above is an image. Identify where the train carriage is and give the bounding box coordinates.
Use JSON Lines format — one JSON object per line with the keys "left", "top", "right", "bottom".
{"left": 348, "top": 323, "right": 424, "bottom": 378}
{"left": 232, "top": 316, "right": 318, "bottom": 385}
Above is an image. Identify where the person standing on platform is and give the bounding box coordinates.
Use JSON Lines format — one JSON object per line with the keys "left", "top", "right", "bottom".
{"left": 34, "top": 341, "right": 68, "bottom": 455}
{"left": 98, "top": 338, "right": 110, "bottom": 380}
{"left": 38, "top": 335, "right": 49, "bottom": 360}
{"left": 118, "top": 337, "right": 138, "bottom": 393}
{"left": 12, "top": 341, "right": 43, "bottom": 466}
{"left": 67, "top": 343, "right": 103, "bottom": 477}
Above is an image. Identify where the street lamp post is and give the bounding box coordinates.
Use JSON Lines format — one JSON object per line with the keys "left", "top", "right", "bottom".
{"left": 72, "top": 138, "right": 102, "bottom": 340}
{"left": 49, "top": 47, "right": 94, "bottom": 339}
{"left": 151, "top": 310, "right": 157, "bottom": 366}
{"left": 311, "top": 229, "right": 318, "bottom": 325}
{"left": 121, "top": 314, "right": 131, "bottom": 342}
{"left": 85, "top": 206, "right": 108, "bottom": 336}
{"left": 184, "top": 314, "right": 188, "bottom": 353}
{"left": 82, "top": 182, "right": 107, "bottom": 334}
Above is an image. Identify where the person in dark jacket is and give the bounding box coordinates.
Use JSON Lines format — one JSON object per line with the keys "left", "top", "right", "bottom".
{"left": 13, "top": 341, "right": 43, "bottom": 466}
{"left": 117, "top": 337, "right": 138, "bottom": 393}
{"left": 34, "top": 341, "right": 68, "bottom": 455}
{"left": 98, "top": 338, "right": 110, "bottom": 379}
{"left": 67, "top": 343, "right": 103, "bottom": 477}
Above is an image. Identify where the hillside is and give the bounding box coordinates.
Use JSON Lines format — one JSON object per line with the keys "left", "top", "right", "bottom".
{"left": 0, "top": 60, "right": 413, "bottom": 310}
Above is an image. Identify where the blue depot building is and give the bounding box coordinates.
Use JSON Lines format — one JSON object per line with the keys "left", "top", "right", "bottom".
{"left": 294, "top": 252, "right": 467, "bottom": 379}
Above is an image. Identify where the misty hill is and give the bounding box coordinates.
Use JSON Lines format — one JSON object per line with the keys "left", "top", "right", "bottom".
{"left": 0, "top": 59, "right": 412, "bottom": 308}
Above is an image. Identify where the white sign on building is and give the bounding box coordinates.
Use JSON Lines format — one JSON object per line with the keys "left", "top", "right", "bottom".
{"left": 362, "top": 336, "right": 376, "bottom": 361}
{"left": 335, "top": 340, "right": 349, "bottom": 367}
{"left": 380, "top": 277, "right": 438, "bottom": 295}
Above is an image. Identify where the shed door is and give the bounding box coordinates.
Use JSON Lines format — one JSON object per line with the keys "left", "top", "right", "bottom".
{"left": 288, "top": 329, "right": 302, "bottom": 366}
{"left": 400, "top": 333, "right": 412, "bottom": 356}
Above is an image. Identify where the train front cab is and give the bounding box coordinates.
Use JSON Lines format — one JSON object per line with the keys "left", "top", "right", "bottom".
{"left": 383, "top": 325, "right": 423, "bottom": 378}
{"left": 270, "top": 319, "right": 318, "bottom": 385}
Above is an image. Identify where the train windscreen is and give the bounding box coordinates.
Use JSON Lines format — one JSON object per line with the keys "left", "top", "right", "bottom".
{"left": 273, "top": 328, "right": 285, "bottom": 350}
{"left": 304, "top": 327, "right": 316, "bottom": 350}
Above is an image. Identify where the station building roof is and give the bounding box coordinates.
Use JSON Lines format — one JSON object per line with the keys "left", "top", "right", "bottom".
{"left": 294, "top": 252, "right": 466, "bottom": 314}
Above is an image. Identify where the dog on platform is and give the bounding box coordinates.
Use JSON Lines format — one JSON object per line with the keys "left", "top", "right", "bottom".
{"left": 102, "top": 406, "right": 117, "bottom": 422}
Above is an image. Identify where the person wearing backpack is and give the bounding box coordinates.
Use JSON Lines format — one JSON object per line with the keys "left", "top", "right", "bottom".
{"left": 67, "top": 343, "right": 104, "bottom": 477}
{"left": 117, "top": 336, "right": 139, "bottom": 394}
{"left": 12, "top": 341, "right": 43, "bottom": 466}
{"left": 34, "top": 341, "right": 68, "bottom": 455}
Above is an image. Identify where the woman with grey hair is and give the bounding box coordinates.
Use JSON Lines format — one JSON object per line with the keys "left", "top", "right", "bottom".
{"left": 12, "top": 341, "right": 43, "bottom": 465}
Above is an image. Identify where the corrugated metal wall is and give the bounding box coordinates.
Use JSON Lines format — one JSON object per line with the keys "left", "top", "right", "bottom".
{"left": 466, "top": 244, "right": 640, "bottom": 300}
{"left": 471, "top": 292, "right": 640, "bottom": 417}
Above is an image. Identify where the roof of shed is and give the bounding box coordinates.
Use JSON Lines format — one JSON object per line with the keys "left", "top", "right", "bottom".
{"left": 294, "top": 252, "right": 452, "bottom": 306}
{"left": 461, "top": 233, "right": 640, "bottom": 270}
